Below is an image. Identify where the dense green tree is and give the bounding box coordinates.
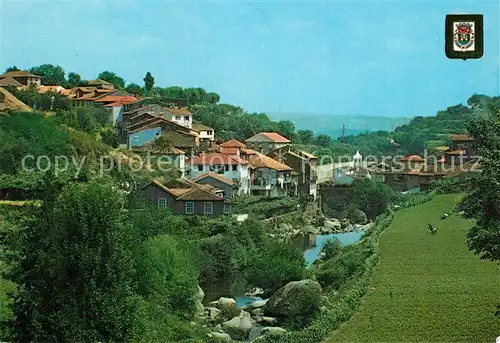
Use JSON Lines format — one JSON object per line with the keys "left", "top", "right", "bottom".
{"left": 460, "top": 104, "right": 500, "bottom": 262}
{"left": 278, "top": 120, "right": 295, "bottom": 140}
{"left": 143, "top": 72, "right": 155, "bottom": 95}
{"left": 314, "top": 134, "right": 333, "bottom": 147}
{"left": 67, "top": 72, "right": 81, "bottom": 88}
{"left": 125, "top": 83, "right": 143, "bottom": 95}
{"left": 205, "top": 92, "right": 220, "bottom": 104}
{"left": 298, "top": 129, "right": 314, "bottom": 145}
{"left": 97, "top": 71, "right": 125, "bottom": 89}
{"left": 8, "top": 181, "right": 142, "bottom": 342}
{"left": 100, "top": 127, "right": 118, "bottom": 147}
{"left": 29, "top": 64, "right": 66, "bottom": 86}
{"left": 4, "top": 66, "right": 20, "bottom": 73}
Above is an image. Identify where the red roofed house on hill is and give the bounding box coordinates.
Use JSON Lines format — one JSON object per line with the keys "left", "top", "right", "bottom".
{"left": 245, "top": 132, "right": 291, "bottom": 154}
{"left": 0, "top": 71, "right": 41, "bottom": 87}
{"left": 219, "top": 139, "right": 247, "bottom": 157}
{"left": 445, "top": 134, "right": 477, "bottom": 165}
{"left": 248, "top": 152, "right": 297, "bottom": 197}
{"left": 188, "top": 153, "right": 250, "bottom": 195}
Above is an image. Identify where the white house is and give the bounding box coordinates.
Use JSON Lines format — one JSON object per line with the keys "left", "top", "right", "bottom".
{"left": 248, "top": 152, "right": 296, "bottom": 197}
{"left": 165, "top": 107, "right": 193, "bottom": 128}
{"left": 188, "top": 153, "right": 250, "bottom": 195}
{"left": 192, "top": 123, "right": 215, "bottom": 141}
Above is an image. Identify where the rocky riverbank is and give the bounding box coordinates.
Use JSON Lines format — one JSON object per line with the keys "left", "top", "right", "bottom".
{"left": 195, "top": 279, "right": 324, "bottom": 342}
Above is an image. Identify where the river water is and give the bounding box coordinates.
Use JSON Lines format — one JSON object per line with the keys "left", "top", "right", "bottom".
{"left": 204, "top": 231, "right": 365, "bottom": 307}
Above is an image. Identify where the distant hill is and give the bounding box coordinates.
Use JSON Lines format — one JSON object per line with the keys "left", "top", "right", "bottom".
{"left": 266, "top": 113, "right": 412, "bottom": 139}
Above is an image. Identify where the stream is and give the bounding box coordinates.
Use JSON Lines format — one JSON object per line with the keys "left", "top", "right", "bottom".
{"left": 204, "top": 230, "right": 365, "bottom": 308}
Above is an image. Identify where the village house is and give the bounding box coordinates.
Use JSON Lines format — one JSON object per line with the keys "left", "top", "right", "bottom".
{"left": 67, "top": 87, "right": 115, "bottom": 107}
{"left": 140, "top": 179, "right": 231, "bottom": 216}
{"left": 245, "top": 132, "right": 291, "bottom": 154}
{"left": 188, "top": 153, "right": 250, "bottom": 195}
{"left": 192, "top": 123, "right": 215, "bottom": 142}
{"left": 164, "top": 107, "right": 193, "bottom": 128}
{"left": 219, "top": 139, "right": 246, "bottom": 157}
{"left": 267, "top": 146, "right": 318, "bottom": 200}
{"left": 131, "top": 144, "right": 187, "bottom": 178}
{"left": 0, "top": 71, "right": 42, "bottom": 87}
{"left": 92, "top": 92, "right": 139, "bottom": 125}
{"left": 248, "top": 152, "right": 297, "bottom": 197}
{"left": 192, "top": 172, "right": 236, "bottom": 199}
{"left": 445, "top": 134, "right": 477, "bottom": 165}
{"left": 127, "top": 116, "right": 200, "bottom": 154}
{"left": 87, "top": 79, "right": 115, "bottom": 90}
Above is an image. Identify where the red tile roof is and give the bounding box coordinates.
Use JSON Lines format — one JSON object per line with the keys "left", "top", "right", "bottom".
{"left": 246, "top": 132, "right": 291, "bottom": 143}
{"left": 402, "top": 155, "right": 425, "bottom": 162}
{"left": 189, "top": 153, "right": 248, "bottom": 165}
{"left": 94, "top": 95, "right": 138, "bottom": 103}
{"left": 150, "top": 179, "right": 225, "bottom": 201}
{"left": 451, "top": 134, "right": 474, "bottom": 142}
{"left": 192, "top": 172, "right": 235, "bottom": 185}
{"left": 249, "top": 152, "right": 293, "bottom": 171}
{"left": 220, "top": 139, "right": 246, "bottom": 148}
{"left": 220, "top": 147, "right": 241, "bottom": 155}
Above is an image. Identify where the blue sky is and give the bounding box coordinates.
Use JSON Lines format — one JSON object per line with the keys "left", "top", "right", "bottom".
{"left": 1, "top": 0, "right": 499, "bottom": 117}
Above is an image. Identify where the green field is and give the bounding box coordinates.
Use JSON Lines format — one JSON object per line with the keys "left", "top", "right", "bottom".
{"left": 328, "top": 194, "right": 500, "bottom": 343}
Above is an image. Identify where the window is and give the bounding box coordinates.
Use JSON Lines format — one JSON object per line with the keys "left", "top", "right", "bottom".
{"left": 204, "top": 202, "right": 213, "bottom": 214}
{"left": 184, "top": 115, "right": 190, "bottom": 121}
{"left": 225, "top": 165, "right": 230, "bottom": 171}
{"left": 223, "top": 203, "right": 231, "bottom": 214}
{"left": 157, "top": 198, "right": 167, "bottom": 208}
{"left": 232, "top": 165, "right": 238, "bottom": 171}
{"left": 198, "top": 165, "right": 203, "bottom": 171}
{"left": 185, "top": 202, "right": 194, "bottom": 214}
{"left": 207, "top": 130, "right": 213, "bottom": 135}
{"left": 175, "top": 116, "right": 181, "bottom": 121}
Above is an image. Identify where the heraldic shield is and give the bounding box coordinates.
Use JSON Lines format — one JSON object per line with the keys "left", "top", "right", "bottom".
{"left": 445, "top": 14, "right": 483, "bottom": 60}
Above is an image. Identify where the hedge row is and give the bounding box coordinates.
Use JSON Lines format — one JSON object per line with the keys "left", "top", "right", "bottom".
{"left": 256, "top": 193, "right": 435, "bottom": 343}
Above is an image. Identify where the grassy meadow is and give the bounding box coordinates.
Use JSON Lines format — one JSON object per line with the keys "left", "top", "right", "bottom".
{"left": 327, "top": 194, "right": 500, "bottom": 343}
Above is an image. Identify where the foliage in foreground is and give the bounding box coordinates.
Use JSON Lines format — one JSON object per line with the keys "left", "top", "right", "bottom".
{"left": 460, "top": 104, "right": 500, "bottom": 262}
{"left": 3, "top": 181, "right": 204, "bottom": 342}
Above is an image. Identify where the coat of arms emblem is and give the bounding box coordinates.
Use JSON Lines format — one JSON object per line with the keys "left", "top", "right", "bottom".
{"left": 453, "top": 21, "right": 475, "bottom": 51}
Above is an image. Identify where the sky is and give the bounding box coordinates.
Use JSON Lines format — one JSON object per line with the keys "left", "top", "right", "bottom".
{"left": 1, "top": 0, "right": 499, "bottom": 117}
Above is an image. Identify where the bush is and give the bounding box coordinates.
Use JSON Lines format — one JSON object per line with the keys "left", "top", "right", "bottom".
{"left": 246, "top": 242, "right": 306, "bottom": 296}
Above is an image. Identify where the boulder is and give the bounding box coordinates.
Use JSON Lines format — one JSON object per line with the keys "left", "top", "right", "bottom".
{"left": 205, "top": 306, "right": 221, "bottom": 319}
{"left": 262, "top": 327, "right": 287, "bottom": 336}
{"left": 324, "top": 219, "right": 341, "bottom": 230}
{"left": 264, "top": 279, "right": 322, "bottom": 319}
{"left": 207, "top": 332, "right": 232, "bottom": 342}
{"left": 217, "top": 297, "right": 236, "bottom": 309}
{"left": 251, "top": 299, "right": 268, "bottom": 308}
{"left": 260, "top": 316, "right": 278, "bottom": 325}
{"left": 251, "top": 308, "right": 264, "bottom": 316}
{"left": 194, "top": 285, "right": 205, "bottom": 314}
{"left": 352, "top": 209, "right": 368, "bottom": 224}
{"left": 222, "top": 310, "right": 255, "bottom": 341}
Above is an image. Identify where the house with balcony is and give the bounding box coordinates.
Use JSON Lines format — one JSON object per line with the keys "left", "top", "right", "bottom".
{"left": 249, "top": 152, "right": 297, "bottom": 197}
{"left": 267, "top": 146, "right": 318, "bottom": 200}
{"left": 245, "top": 132, "right": 291, "bottom": 154}
{"left": 140, "top": 179, "right": 231, "bottom": 216}
{"left": 188, "top": 153, "right": 250, "bottom": 195}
